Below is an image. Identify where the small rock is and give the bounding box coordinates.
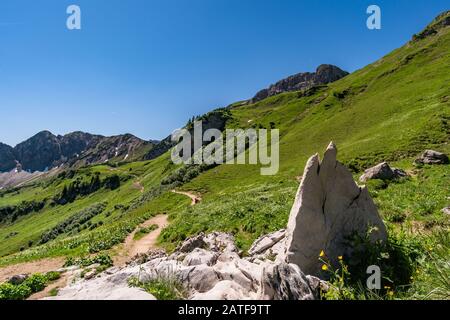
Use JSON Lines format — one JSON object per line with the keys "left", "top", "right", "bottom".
{"left": 177, "top": 233, "right": 207, "bottom": 253}
{"left": 8, "top": 274, "right": 28, "bottom": 285}
{"left": 359, "top": 162, "right": 406, "bottom": 182}
{"left": 83, "top": 270, "right": 97, "bottom": 280}
{"left": 183, "top": 248, "right": 218, "bottom": 266}
{"left": 179, "top": 265, "right": 220, "bottom": 293}
{"left": 442, "top": 207, "right": 450, "bottom": 215}
{"left": 415, "top": 150, "right": 449, "bottom": 165}
{"left": 192, "top": 280, "right": 254, "bottom": 300}
{"left": 248, "top": 229, "right": 286, "bottom": 256}
{"left": 258, "top": 263, "right": 315, "bottom": 300}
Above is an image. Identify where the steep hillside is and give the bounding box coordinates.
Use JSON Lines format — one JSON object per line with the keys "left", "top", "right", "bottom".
{"left": 0, "top": 143, "right": 16, "bottom": 172}
{"left": 159, "top": 10, "right": 449, "bottom": 247}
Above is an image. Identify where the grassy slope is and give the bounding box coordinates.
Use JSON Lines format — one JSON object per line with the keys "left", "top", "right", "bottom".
{"left": 160, "top": 16, "right": 449, "bottom": 249}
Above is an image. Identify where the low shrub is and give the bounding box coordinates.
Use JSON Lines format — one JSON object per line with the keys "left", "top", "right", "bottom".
{"left": 0, "top": 272, "right": 60, "bottom": 300}
{"left": 128, "top": 275, "right": 186, "bottom": 300}
{"left": 64, "top": 253, "right": 113, "bottom": 268}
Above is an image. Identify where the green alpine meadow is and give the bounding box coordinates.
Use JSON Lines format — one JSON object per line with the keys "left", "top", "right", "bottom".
{"left": 0, "top": 7, "right": 448, "bottom": 302}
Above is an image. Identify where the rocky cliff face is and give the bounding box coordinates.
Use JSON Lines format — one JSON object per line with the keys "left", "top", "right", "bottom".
{"left": 0, "top": 143, "right": 16, "bottom": 172}
{"left": 13, "top": 131, "right": 66, "bottom": 172}
{"left": 0, "top": 131, "right": 154, "bottom": 173}
{"left": 71, "top": 133, "right": 151, "bottom": 167}
{"left": 251, "top": 64, "right": 349, "bottom": 103}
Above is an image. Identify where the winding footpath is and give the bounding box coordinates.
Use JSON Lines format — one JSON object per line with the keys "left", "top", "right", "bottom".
{"left": 171, "top": 189, "right": 202, "bottom": 206}
{"left": 113, "top": 214, "right": 169, "bottom": 266}
{"left": 0, "top": 188, "right": 202, "bottom": 299}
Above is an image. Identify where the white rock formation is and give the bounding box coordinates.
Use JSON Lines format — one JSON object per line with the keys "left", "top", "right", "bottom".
{"left": 283, "top": 142, "right": 387, "bottom": 276}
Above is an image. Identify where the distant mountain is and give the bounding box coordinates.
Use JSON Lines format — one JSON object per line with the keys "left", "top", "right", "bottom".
{"left": 0, "top": 131, "right": 156, "bottom": 172}
{"left": 250, "top": 64, "right": 349, "bottom": 103}
{"left": 0, "top": 143, "right": 16, "bottom": 172}
{"left": 69, "top": 133, "right": 153, "bottom": 167}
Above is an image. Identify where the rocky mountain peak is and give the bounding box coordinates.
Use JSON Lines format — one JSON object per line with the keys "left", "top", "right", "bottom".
{"left": 0, "top": 131, "right": 155, "bottom": 173}
{"left": 250, "top": 64, "right": 349, "bottom": 103}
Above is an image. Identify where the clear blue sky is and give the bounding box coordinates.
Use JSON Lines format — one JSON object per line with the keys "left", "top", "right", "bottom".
{"left": 0, "top": 0, "right": 448, "bottom": 146}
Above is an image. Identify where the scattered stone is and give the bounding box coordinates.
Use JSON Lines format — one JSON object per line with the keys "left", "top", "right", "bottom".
{"left": 183, "top": 248, "right": 218, "bottom": 266}
{"left": 83, "top": 270, "right": 97, "bottom": 280}
{"left": 258, "top": 263, "right": 315, "bottom": 300}
{"left": 284, "top": 142, "right": 387, "bottom": 276}
{"left": 415, "top": 150, "right": 449, "bottom": 165}
{"left": 177, "top": 233, "right": 207, "bottom": 253}
{"left": 442, "top": 207, "right": 450, "bottom": 215}
{"left": 359, "top": 162, "right": 407, "bottom": 182}
{"left": 8, "top": 274, "right": 28, "bottom": 285}
{"left": 248, "top": 229, "right": 286, "bottom": 256}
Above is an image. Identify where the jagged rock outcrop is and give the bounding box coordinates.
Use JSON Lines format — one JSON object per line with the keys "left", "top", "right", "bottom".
{"left": 412, "top": 10, "right": 450, "bottom": 41}
{"left": 414, "top": 150, "right": 449, "bottom": 165}
{"left": 258, "top": 263, "right": 315, "bottom": 300}
{"left": 69, "top": 133, "right": 151, "bottom": 167}
{"left": 48, "top": 232, "right": 318, "bottom": 301}
{"left": 0, "top": 143, "right": 16, "bottom": 172}
{"left": 0, "top": 131, "right": 156, "bottom": 173}
{"left": 359, "top": 162, "right": 407, "bottom": 182}
{"left": 251, "top": 65, "right": 349, "bottom": 103}
{"left": 283, "top": 142, "right": 387, "bottom": 276}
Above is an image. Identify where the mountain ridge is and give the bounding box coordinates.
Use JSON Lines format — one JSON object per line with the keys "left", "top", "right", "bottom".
{"left": 0, "top": 130, "right": 157, "bottom": 173}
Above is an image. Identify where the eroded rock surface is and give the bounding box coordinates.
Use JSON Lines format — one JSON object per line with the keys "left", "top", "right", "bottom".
{"left": 283, "top": 142, "right": 387, "bottom": 276}
{"left": 359, "top": 162, "right": 407, "bottom": 182}
{"left": 415, "top": 150, "right": 449, "bottom": 165}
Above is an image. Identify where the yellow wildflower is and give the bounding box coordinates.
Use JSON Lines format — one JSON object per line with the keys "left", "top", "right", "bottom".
{"left": 319, "top": 250, "right": 325, "bottom": 257}
{"left": 338, "top": 256, "right": 343, "bottom": 261}
{"left": 321, "top": 264, "right": 328, "bottom": 271}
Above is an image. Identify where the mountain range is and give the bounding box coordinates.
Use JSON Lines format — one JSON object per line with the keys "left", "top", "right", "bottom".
{"left": 0, "top": 131, "right": 157, "bottom": 173}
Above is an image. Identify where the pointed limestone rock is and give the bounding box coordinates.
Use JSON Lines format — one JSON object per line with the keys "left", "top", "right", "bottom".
{"left": 284, "top": 142, "right": 387, "bottom": 276}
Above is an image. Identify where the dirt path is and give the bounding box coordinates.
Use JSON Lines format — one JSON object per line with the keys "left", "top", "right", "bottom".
{"left": 0, "top": 257, "right": 65, "bottom": 283}
{"left": 113, "top": 214, "right": 169, "bottom": 266}
{"left": 132, "top": 181, "right": 145, "bottom": 193}
{"left": 171, "top": 190, "right": 202, "bottom": 206}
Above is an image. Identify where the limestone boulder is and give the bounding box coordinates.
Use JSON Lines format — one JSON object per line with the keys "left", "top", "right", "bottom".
{"left": 248, "top": 229, "right": 286, "bottom": 256}
{"left": 359, "top": 162, "right": 407, "bottom": 182}
{"left": 284, "top": 142, "right": 387, "bottom": 276}
{"left": 415, "top": 150, "right": 449, "bottom": 165}
{"left": 258, "top": 263, "right": 315, "bottom": 300}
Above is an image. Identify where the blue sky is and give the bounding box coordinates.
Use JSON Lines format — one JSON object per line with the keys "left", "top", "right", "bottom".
{"left": 0, "top": 0, "right": 448, "bottom": 146}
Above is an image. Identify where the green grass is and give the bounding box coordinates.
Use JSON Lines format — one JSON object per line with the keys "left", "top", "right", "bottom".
{"left": 0, "top": 271, "right": 61, "bottom": 300}
{"left": 128, "top": 275, "right": 186, "bottom": 300}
